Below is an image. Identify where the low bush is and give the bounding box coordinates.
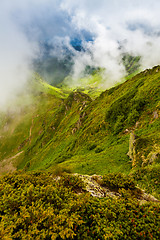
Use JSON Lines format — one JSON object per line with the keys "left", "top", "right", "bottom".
{"left": 95, "top": 147, "right": 104, "bottom": 153}
{"left": 88, "top": 143, "right": 97, "bottom": 150}
{"left": 102, "top": 173, "right": 136, "bottom": 191}
{"left": 0, "top": 171, "right": 159, "bottom": 239}
{"left": 131, "top": 164, "right": 160, "bottom": 198}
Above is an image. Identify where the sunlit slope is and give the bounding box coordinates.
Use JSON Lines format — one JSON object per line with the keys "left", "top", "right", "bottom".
{"left": 0, "top": 66, "right": 159, "bottom": 182}
{"left": 52, "top": 65, "right": 160, "bottom": 175}
{"left": 0, "top": 67, "right": 157, "bottom": 173}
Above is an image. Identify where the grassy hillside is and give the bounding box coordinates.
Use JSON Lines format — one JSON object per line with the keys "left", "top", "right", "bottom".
{"left": 0, "top": 65, "right": 160, "bottom": 239}
{"left": 0, "top": 74, "right": 68, "bottom": 174}
{"left": 0, "top": 66, "right": 160, "bottom": 197}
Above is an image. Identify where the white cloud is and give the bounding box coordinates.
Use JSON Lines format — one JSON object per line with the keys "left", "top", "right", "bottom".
{"left": 1, "top": 0, "right": 160, "bottom": 107}
{"left": 61, "top": 0, "right": 160, "bottom": 81}
{"left": 0, "top": 2, "right": 39, "bottom": 108}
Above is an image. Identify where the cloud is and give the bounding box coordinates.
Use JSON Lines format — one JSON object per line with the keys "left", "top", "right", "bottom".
{"left": 0, "top": 1, "right": 39, "bottom": 108}
{"left": 1, "top": 0, "right": 160, "bottom": 107}
{"left": 60, "top": 0, "right": 160, "bottom": 82}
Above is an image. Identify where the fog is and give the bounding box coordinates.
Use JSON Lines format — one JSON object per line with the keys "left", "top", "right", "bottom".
{"left": 1, "top": 0, "right": 160, "bottom": 107}
{"left": 0, "top": 1, "right": 38, "bottom": 108}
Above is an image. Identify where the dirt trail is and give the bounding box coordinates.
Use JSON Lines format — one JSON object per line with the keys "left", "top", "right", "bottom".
{"left": 29, "top": 118, "right": 34, "bottom": 144}
{"left": 29, "top": 115, "right": 39, "bottom": 144}
{"left": 0, "top": 151, "right": 24, "bottom": 176}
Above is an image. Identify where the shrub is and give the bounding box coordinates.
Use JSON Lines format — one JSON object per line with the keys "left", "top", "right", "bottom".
{"left": 102, "top": 173, "right": 136, "bottom": 191}
{"left": 113, "top": 115, "right": 124, "bottom": 134}
{"left": 59, "top": 174, "right": 85, "bottom": 192}
{"left": 127, "top": 109, "right": 139, "bottom": 125}
{"left": 131, "top": 164, "right": 160, "bottom": 198}
{"left": 105, "top": 88, "right": 147, "bottom": 133}
{"left": 0, "top": 171, "right": 159, "bottom": 239}
{"left": 95, "top": 147, "right": 104, "bottom": 153}
{"left": 88, "top": 143, "right": 97, "bottom": 150}
{"left": 52, "top": 166, "right": 73, "bottom": 176}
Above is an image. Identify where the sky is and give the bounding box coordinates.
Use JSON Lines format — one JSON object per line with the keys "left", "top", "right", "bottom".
{"left": 1, "top": 0, "right": 160, "bottom": 107}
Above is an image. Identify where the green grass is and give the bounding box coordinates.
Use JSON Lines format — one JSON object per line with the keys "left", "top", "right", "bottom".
{"left": 0, "top": 65, "right": 160, "bottom": 197}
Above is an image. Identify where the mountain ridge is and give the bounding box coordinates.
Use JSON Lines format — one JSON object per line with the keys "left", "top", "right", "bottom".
{"left": 0, "top": 65, "right": 160, "bottom": 198}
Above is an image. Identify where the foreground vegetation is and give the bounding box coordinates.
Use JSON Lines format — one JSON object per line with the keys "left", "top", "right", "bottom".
{"left": 0, "top": 171, "right": 159, "bottom": 240}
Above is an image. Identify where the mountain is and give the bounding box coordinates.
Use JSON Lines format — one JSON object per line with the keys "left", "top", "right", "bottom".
{"left": 0, "top": 65, "right": 160, "bottom": 239}
{"left": 34, "top": 41, "right": 141, "bottom": 86}
{"left": 0, "top": 65, "right": 160, "bottom": 198}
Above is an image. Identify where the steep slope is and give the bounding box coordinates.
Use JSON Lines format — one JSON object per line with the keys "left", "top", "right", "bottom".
{"left": 0, "top": 66, "right": 160, "bottom": 197}
{"left": 60, "top": 66, "right": 159, "bottom": 169}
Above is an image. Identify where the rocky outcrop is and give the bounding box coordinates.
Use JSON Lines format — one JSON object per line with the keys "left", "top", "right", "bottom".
{"left": 147, "top": 152, "right": 160, "bottom": 165}
{"left": 153, "top": 110, "right": 159, "bottom": 119}
{"left": 127, "top": 131, "right": 137, "bottom": 166}
{"left": 72, "top": 100, "right": 88, "bottom": 134}
{"left": 142, "top": 145, "right": 160, "bottom": 167}
{"left": 141, "top": 190, "right": 160, "bottom": 203}
{"left": 73, "top": 174, "right": 159, "bottom": 203}
{"left": 74, "top": 174, "right": 121, "bottom": 198}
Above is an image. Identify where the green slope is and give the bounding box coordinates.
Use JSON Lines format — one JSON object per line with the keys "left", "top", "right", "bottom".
{"left": 0, "top": 66, "right": 160, "bottom": 197}
{"left": 0, "top": 74, "right": 69, "bottom": 174}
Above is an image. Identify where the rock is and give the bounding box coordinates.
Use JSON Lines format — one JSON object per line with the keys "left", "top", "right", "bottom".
{"left": 77, "top": 174, "right": 106, "bottom": 198}
{"left": 73, "top": 111, "right": 87, "bottom": 133}
{"left": 73, "top": 174, "right": 159, "bottom": 203}
{"left": 148, "top": 152, "right": 160, "bottom": 164}
{"left": 124, "top": 129, "right": 129, "bottom": 133}
{"left": 49, "top": 173, "right": 159, "bottom": 203}
{"left": 127, "top": 131, "right": 136, "bottom": 166}
{"left": 52, "top": 176, "right": 61, "bottom": 181}
{"left": 142, "top": 151, "right": 160, "bottom": 166}
{"left": 144, "top": 69, "right": 149, "bottom": 75}
{"left": 135, "top": 121, "right": 140, "bottom": 128}
{"left": 81, "top": 112, "right": 86, "bottom": 119}
{"left": 140, "top": 190, "right": 160, "bottom": 203}
{"left": 75, "top": 174, "right": 121, "bottom": 198}
{"left": 72, "top": 128, "right": 77, "bottom": 134}
{"left": 153, "top": 111, "right": 159, "bottom": 119}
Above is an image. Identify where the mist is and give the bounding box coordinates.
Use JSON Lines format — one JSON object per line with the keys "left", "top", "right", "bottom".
{"left": 1, "top": 0, "right": 160, "bottom": 107}
{"left": 0, "top": 1, "right": 39, "bottom": 109}
{"left": 61, "top": 0, "right": 160, "bottom": 86}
